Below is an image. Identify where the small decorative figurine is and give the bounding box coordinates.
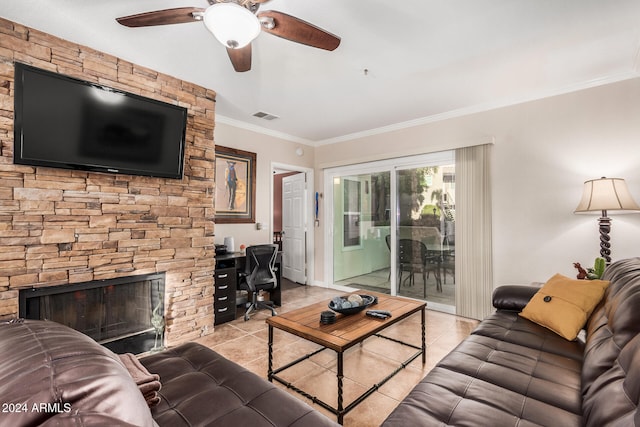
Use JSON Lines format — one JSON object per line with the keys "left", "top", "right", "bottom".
{"left": 573, "top": 262, "right": 588, "bottom": 280}
{"left": 151, "top": 300, "right": 165, "bottom": 353}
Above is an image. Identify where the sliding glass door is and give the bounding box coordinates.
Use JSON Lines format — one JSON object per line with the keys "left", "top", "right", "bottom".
{"left": 326, "top": 151, "right": 455, "bottom": 311}
{"left": 331, "top": 171, "right": 391, "bottom": 293}
{"left": 395, "top": 164, "right": 455, "bottom": 309}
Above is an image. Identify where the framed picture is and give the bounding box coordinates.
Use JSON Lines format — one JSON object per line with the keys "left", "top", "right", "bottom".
{"left": 215, "top": 145, "right": 256, "bottom": 223}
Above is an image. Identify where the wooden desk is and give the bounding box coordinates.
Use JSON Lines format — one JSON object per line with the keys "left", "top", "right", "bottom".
{"left": 214, "top": 252, "right": 282, "bottom": 325}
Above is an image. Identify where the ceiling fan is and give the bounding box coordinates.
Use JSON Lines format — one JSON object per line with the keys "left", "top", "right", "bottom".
{"left": 116, "top": 0, "right": 341, "bottom": 72}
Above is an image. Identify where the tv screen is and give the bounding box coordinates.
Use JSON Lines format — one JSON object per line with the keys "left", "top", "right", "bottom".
{"left": 13, "top": 63, "right": 187, "bottom": 179}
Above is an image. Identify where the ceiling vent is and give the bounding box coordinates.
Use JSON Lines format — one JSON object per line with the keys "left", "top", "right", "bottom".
{"left": 253, "top": 111, "right": 279, "bottom": 121}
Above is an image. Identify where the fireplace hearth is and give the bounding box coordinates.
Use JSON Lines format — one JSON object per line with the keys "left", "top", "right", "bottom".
{"left": 19, "top": 273, "right": 165, "bottom": 354}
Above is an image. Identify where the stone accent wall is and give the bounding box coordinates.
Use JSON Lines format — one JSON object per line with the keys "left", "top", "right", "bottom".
{"left": 0, "top": 18, "right": 217, "bottom": 345}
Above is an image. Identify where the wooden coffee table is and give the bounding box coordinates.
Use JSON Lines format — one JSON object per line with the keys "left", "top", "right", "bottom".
{"left": 266, "top": 291, "right": 426, "bottom": 424}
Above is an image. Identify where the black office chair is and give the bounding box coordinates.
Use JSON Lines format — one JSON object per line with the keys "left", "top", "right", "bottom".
{"left": 238, "top": 244, "right": 279, "bottom": 321}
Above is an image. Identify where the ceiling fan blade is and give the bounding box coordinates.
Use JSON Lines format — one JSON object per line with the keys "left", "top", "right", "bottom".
{"left": 116, "top": 7, "right": 205, "bottom": 27}
{"left": 227, "top": 45, "right": 252, "bottom": 72}
{"left": 258, "top": 10, "right": 340, "bottom": 51}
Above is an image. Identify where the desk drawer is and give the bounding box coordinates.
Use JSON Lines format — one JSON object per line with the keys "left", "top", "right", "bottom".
{"left": 214, "top": 301, "right": 235, "bottom": 316}
{"left": 215, "top": 281, "right": 236, "bottom": 299}
{"left": 214, "top": 293, "right": 236, "bottom": 325}
{"left": 214, "top": 307, "right": 235, "bottom": 325}
{"left": 214, "top": 267, "right": 237, "bottom": 325}
{"left": 215, "top": 267, "right": 235, "bottom": 285}
{"left": 214, "top": 292, "right": 235, "bottom": 309}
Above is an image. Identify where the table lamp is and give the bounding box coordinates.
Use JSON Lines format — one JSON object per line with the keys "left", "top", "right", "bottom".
{"left": 574, "top": 177, "right": 640, "bottom": 263}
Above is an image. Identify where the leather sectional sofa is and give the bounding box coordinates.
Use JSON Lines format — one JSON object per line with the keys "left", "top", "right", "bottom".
{"left": 4, "top": 258, "right": 640, "bottom": 426}
{"left": 383, "top": 257, "right": 640, "bottom": 426}
{"left": 0, "top": 319, "right": 339, "bottom": 427}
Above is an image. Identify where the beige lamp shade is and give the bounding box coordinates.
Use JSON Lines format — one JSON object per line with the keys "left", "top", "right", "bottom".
{"left": 575, "top": 177, "right": 640, "bottom": 214}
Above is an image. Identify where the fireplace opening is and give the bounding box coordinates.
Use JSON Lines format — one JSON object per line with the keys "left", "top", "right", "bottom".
{"left": 19, "top": 273, "right": 165, "bottom": 354}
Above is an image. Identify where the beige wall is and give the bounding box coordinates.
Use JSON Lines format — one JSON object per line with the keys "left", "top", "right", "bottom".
{"left": 213, "top": 79, "right": 640, "bottom": 290}
{"left": 314, "top": 78, "right": 640, "bottom": 288}
{"left": 213, "top": 122, "right": 313, "bottom": 249}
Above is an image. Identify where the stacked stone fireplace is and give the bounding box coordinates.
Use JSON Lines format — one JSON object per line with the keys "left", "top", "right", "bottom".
{"left": 20, "top": 273, "right": 165, "bottom": 353}
{"left": 0, "top": 18, "right": 218, "bottom": 346}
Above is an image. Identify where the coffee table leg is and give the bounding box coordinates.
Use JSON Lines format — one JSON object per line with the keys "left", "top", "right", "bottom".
{"left": 268, "top": 325, "right": 274, "bottom": 382}
{"left": 337, "top": 352, "right": 344, "bottom": 424}
{"left": 421, "top": 307, "right": 426, "bottom": 364}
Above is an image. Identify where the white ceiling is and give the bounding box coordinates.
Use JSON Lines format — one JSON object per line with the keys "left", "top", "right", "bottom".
{"left": 2, "top": 1, "right": 640, "bottom": 145}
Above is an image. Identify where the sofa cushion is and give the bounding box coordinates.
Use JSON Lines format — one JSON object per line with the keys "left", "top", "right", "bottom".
{"left": 140, "top": 342, "right": 339, "bottom": 427}
{"left": 0, "top": 319, "right": 155, "bottom": 427}
{"left": 382, "top": 366, "right": 581, "bottom": 427}
{"left": 520, "top": 274, "right": 609, "bottom": 340}
{"left": 382, "top": 331, "right": 583, "bottom": 426}
{"left": 441, "top": 335, "right": 582, "bottom": 412}
{"left": 473, "top": 311, "right": 585, "bottom": 361}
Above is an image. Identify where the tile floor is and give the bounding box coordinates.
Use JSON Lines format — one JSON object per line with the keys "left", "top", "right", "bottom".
{"left": 194, "top": 280, "right": 478, "bottom": 427}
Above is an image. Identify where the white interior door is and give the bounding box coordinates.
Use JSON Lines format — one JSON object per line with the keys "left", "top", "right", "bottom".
{"left": 282, "top": 173, "right": 306, "bottom": 284}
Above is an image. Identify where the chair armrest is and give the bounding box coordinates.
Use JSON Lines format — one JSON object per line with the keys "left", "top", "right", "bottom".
{"left": 237, "top": 272, "right": 254, "bottom": 292}
{"left": 492, "top": 284, "right": 542, "bottom": 312}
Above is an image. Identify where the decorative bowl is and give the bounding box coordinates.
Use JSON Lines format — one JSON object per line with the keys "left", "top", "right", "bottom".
{"left": 328, "top": 294, "right": 375, "bottom": 315}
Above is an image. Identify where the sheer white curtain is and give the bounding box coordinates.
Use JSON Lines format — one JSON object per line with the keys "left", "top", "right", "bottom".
{"left": 455, "top": 144, "right": 494, "bottom": 319}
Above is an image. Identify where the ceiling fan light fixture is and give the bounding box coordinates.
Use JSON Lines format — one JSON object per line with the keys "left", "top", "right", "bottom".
{"left": 203, "top": 3, "right": 260, "bottom": 49}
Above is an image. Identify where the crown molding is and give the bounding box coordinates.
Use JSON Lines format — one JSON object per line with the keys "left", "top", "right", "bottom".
{"left": 314, "top": 71, "right": 640, "bottom": 147}
{"left": 215, "top": 115, "right": 315, "bottom": 146}
{"left": 217, "top": 71, "right": 640, "bottom": 148}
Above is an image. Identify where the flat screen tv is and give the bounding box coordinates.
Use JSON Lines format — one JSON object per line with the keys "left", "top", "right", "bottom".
{"left": 13, "top": 63, "right": 187, "bottom": 179}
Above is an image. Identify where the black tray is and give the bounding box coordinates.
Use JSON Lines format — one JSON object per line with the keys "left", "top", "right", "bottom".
{"left": 328, "top": 294, "right": 375, "bottom": 315}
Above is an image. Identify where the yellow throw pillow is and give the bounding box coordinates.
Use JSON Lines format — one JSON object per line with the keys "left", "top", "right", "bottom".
{"left": 520, "top": 273, "right": 609, "bottom": 340}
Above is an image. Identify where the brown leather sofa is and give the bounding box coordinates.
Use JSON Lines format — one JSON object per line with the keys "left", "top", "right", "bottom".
{"left": 0, "top": 319, "right": 339, "bottom": 427}
{"left": 383, "top": 257, "right": 640, "bottom": 426}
